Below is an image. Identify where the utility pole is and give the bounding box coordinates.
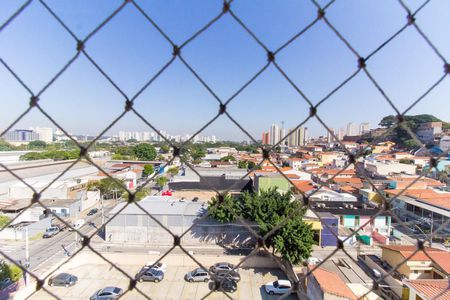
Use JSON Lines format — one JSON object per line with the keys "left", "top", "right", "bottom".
{"left": 75, "top": 210, "right": 78, "bottom": 249}
{"left": 25, "top": 227, "right": 29, "bottom": 285}
{"left": 101, "top": 195, "right": 105, "bottom": 225}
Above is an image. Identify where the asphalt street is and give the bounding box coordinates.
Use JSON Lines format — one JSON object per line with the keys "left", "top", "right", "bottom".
{"left": 0, "top": 200, "right": 117, "bottom": 276}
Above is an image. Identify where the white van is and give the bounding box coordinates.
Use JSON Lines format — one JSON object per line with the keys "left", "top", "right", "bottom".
{"left": 70, "top": 219, "right": 85, "bottom": 231}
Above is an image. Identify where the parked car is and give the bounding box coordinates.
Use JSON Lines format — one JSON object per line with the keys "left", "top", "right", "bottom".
{"left": 145, "top": 261, "right": 167, "bottom": 273}
{"left": 161, "top": 190, "right": 172, "bottom": 196}
{"left": 90, "top": 287, "right": 123, "bottom": 300}
{"left": 209, "top": 262, "right": 234, "bottom": 273}
{"left": 0, "top": 278, "right": 13, "bottom": 290}
{"left": 306, "top": 257, "right": 321, "bottom": 265}
{"left": 372, "top": 268, "right": 382, "bottom": 278}
{"left": 192, "top": 197, "right": 199, "bottom": 202}
{"left": 185, "top": 268, "right": 210, "bottom": 282}
{"left": 69, "top": 219, "right": 85, "bottom": 231}
{"left": 213, "top": 277, "right": 237, "bottom": 293}
{"left": 43, "top": 226, "right": 60, "bottom": 238}
{"left": 48, "top": 273, "right": 78, "bottom": 287}
{"left": 265, "top": 280, "right": 292, "bottom": 295}
{"left": 87, "top": 208, "right": 98, "bottom": 216}
{"left": 136, "top": 268, "right": 164, "bottom": 282}
{"left": 211, "top": 269, "right": 241, "bottom": 282}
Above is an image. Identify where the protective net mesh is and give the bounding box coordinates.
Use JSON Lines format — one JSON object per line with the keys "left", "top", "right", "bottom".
{"left": 0, "top": 0, "right": 449, "bottom": 299}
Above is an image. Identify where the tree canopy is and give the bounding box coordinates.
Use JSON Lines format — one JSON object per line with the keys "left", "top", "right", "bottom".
{"left": 208, "top": 188, "right": 314, "bottom": 264}
{"left": 142, "top": 165, "right": 154, "bottom": 177}
{"left": 133, "top": 143, "right": 157, "bottom": 161}
{"left": 0, "top": 215, "right": 11, "bottom": 228}
{"left": 378, "top": 114, "right": 449, "bottom": 148}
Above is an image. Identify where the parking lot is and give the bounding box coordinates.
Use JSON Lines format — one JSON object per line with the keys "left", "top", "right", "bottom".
{"left": 29, "top": 262, "right": 298, "bottom": 299}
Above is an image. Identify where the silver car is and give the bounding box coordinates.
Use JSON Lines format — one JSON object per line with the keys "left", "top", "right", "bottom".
{"left": 90, "top": 286, "right": 123, "bottom": 300}
{"left": 136, "top": 268, "right": 164, "bottom": 282}
{"left": 185, "top": 268, "right": 210, "bottom": 282}
{"left": 48, "top": 273, "right": 77, "bottom": 287}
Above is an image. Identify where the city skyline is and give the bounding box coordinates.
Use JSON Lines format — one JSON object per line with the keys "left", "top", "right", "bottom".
{"left": 1, "top": 1, "right": 449, "bottom": 141}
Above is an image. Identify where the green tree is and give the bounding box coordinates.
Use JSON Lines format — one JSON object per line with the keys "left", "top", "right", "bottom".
{"left": 0, "top": 263, "right": 22, "bottom": 282}
{"left": 399, "top": 158, "right": 413, "bottom": 164}
{"left": 208, "top": 189, "right": 314, "bottom": 264}
{"left": 87, "top": 178, "right": 125, "bottom": 197}
{"left": 167, "top": 166, "right": 179, "bottom": 177}
{"left": 160, "top": 145, "right": 170, "bottom": 153}
{"left": 0, "top": 140, "right": 16, "bottom": 151}
{"left": 142, "top": 165, "right": 154, "bottom": 177}
{"left": 28, "top": 140, "right": 47, "bottom": 149}
{"left": 404, "top": 139, "right": 420, "bottom": 148}
{"left": 379, "top": 115, "right": 396, "bottom": 128}
{"left": 155, "top": 176, "right": 168, "bottom": 188}
{"left": 8, "top": 264, "right": 22, "bottom": 282}
{"left": 238, "top": 160, "right": 248, "bottom": 169}
{"left": 0, "top": 215, "right": 11, "bottom": 228}
{"left": 271, "top": 217, "right": 314, "bottom": 263}
{"left": 133, "top": 143, "right": 157, "bottom": 161}
{"left": 208, "top": 194, "right": 241, "bottom": 223}
{"left": 220, "top": 155, "right": 236, "bottom": 162}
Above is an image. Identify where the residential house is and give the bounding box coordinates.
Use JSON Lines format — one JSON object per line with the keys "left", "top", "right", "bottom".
{"left": 385, "top": 188, "right": 450, "bottom": 236}
{"left": 364, "top": 160, "right": 417, "bottom": 176}
{"left": 379, "top": 245, "right": 450, "bottom": 280}
{"left": 403, "top": 279, "right": 450, "bottom": 300}
{"left": 307, "top": 267, "right": 358, "bottom": 300}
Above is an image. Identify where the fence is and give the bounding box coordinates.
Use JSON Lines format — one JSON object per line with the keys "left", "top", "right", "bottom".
{"left": 0, "top": 0, "right": 449, "bottom": 299}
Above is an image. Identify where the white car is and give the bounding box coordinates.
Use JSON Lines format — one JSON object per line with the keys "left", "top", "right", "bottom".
{"left": 69, "top": 219, "right": 85, "bottom": 231}
{"left": 145, "top": 261, "right": 167, "bottom": 273}
{"left": 307, "top": 257, "right": 322, "bottom": 265}
{"left": 265, "top": 279, "right": 292, "bottom": 295}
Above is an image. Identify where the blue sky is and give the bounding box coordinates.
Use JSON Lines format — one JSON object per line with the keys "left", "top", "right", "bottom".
{"left": 0, "top": 0, "right": 449, "bottom": 141}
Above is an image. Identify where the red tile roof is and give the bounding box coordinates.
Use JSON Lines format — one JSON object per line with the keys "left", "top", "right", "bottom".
{"left": 380, "top": 245, "right": 450, "bottom": 273}
{"left": 384, "top": 189, "right": 450, "bottom": 210}
{"left": 311, "top": 268, "right": 357, "bottom": 300}
{"left": 405, "top": 279, "right": 450, "bottom": 300}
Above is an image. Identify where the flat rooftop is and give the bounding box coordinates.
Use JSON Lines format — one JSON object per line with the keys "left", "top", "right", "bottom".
{"left": 108, "top": 196, "right": 206, "bottom": 216}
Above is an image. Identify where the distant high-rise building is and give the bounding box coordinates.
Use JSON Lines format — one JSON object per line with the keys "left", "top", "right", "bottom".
{"left": 303, "top": 127, "right": 308, "bottom": 144}
{"left": 326, "top": 128, "right": 335, "bottom": 143}
{"left": 359, "top": 122, "right": 370, "bottom": 135}
{"left": 211, "top": 135, "right": 216, "bottom": 143}
{"left": 280, "top": 128, "right": 287, "bottom": 145}
{"left": 270, "top": 124, "right": 280, "bottom": 145}
{"left": 287, "top": 126, "right": 305, "bottom": 147}
{"left": 33, "top": 127, "right": 53, "bottom": 143}
{"left": 338, "top": 128, "right": 345, "bottom": 140}
{"left": 346, "top": 122, "right": 358, "bottom": 136}
{"left": 262, "top": 132, "right": 270, "bottom": 145}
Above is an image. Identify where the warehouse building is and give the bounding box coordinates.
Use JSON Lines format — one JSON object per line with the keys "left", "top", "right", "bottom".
{"left": 105, "top": 196, "right": 256, "bottom": 246}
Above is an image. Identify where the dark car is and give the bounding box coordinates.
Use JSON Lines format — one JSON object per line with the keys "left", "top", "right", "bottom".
{"left": 211, "top": 269, "right": 241, "bottom": 282}
{"left": 0, "top": 278, "right": 13, "bottom": 290}
{"left": 213, "top": 278, "right": 237, "bottom": 293}
{"left": 209, "top": 262, "right": 234, "bottom": 273}
{"left": 48, "top": 273, "right": 78, "bottom": 287}
{"left": 87, "top": 208, "right": 99, "bottom": 216}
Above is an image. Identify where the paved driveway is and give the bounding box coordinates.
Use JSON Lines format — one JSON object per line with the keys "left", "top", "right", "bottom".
{"left": 29, "top": 264, "right": 298, "bottom": 300}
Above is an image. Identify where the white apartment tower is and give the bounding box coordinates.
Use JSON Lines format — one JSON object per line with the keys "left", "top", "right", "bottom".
{"left": 270, "top": 124, "right": 280, "bottom": 145}
{"left": 359, "top": 122, "right": 370, "bottom": 135}
{"left": 346, "top": 122, "right": 358, "bottom": 136}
